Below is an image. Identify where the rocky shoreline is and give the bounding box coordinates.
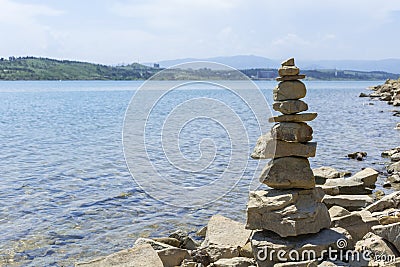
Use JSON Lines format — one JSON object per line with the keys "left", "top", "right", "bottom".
{"left": 75, "top": 66, "right": 400, "bottom": 267}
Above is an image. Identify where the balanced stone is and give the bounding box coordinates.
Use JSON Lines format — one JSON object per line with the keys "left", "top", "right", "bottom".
{"left": 273, "top": 81, "right": 306, "bottom": 101}
{"left": 276, "top": 74, "right": 306, "bottom": 81}
{"left": 281, "top": 58, "right": 295, "bottom": 66}
{"left": 278, "top": 66, "right": 300, "bottom": 76}
{"left": 271, "top": 122, "right": 313, "bottom": 142}
{"left": 246, "top": 187, "right": 331, "bottom": 236}
{"left": 268, "top": 113, "right": 317, "bottom": 123}
{"left": 251, "top": 133, "right": 317, "bottom": 159}
{"left": 272, "top": 100, "right": 308, "bottom": 114}
{"left": 259, "top": 157, "right": 315, "bottom": 189}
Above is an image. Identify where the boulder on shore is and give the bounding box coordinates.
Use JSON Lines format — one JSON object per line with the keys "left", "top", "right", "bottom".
{"left": 323, "top": 194, "right": 374, "bottom": 211}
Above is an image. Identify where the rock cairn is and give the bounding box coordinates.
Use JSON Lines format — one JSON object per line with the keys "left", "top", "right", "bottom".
{"left": 246, "top": 58, "right": 338, "bottom": 266}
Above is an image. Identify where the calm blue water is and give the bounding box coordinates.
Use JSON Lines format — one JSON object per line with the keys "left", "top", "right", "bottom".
{"left": 0, "top": 80, "right": 399, "bottom": 266}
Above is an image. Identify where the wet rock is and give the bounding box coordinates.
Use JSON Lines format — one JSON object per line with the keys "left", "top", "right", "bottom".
{"left": 246, "top": 188, "right": 330, "bottom": 237}
{"left": 359, "top": 92, "right": 370, "bottom": 97}
{"left": 271, "top": 122, "right": 313, "bottom": 142}
{"left": 202, "top": 215, "right": 252, "bottom": 249}
{"left": 259, "top": 157, "right": 315, "bottom": 189}
{"left": 273, "top": 81, "right": 306, "bottom": 101}
{"left": 382, "top": 147, "right": 400, "bottom": 158}
{"left": 75, "top": 244, "right": 163, "bottom": 267}
{"left": 272, "top": 99, "right": 308, "bottom": 114}
{"left": 372, "top": 222, "right": 400, "bottom": 251}
{"left": 251, "top": 133, "right": 316, "bottom": 159}
{"left": 323, "top": 194, "right": 374, "bottom": 211}
{"left": 211, "top": 257, "right": 255, "bottom": 267}
{"left": 347, "top": 151, "right": 367, "bottom": 161}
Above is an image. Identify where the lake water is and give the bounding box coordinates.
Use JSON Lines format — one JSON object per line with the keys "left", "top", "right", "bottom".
{"left": 0, "top": 80, "right": 399, "bottom": 266}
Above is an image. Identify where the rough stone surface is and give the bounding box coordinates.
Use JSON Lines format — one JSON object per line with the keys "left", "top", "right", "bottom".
{"left": 328, "top": 206, "right": 351, "bottom": 218}
{"left": 259, "top": 157, "right": 315, "bottom": 189}
{"left": 373, "top": 222, "right": 400, "bottom": 252}
{"left": 251, "top": 133, "right": 317, "bottom": 159}
{"left": 365, "top": 191, "right": 400, "bottom": 212}
{"left": 351, "top": 168, "right": 379, "bottom": 188}
{"left": 204, "top": 245, "right": 240, "bottom": 262}
{"left": 135, "top": 238, "right": 173, "bottom": 250}
{"left": 388, "top": 161, "right": 400, "bottom": 174}
{"left": 281, "top": 58, "right": 295, "bottom": 66}
{"left": 276, "top": 74, "right": 306, "bottom": 81}
{"left": 271, "top": 122, "right": 313, "bottom": 142}
{"left": 323, "top": 195, "right": 374, "bottom": 211}
{"left": 354, "top": 232, "right": 399, "bottom": 264}
{"left": 324, "top": 177, "right": 372, "bottom": 195}
{"left": 202, "top": 214, "right": 252, "bottom": 249}
{"left": 278, "top": 66, "right": 300, "bottom": 76}
{"left": 211, "top": 257, "right": 255, "bottom": 267}
{"left": 313, "top": 166, "right": 341, "bottom": 180}
{"left": 157, "top": 247, "right": 190, "bottom": 267}
{"left": 317, "top": 185, "right": 340, "bottom": 196}
{"left": 273, "top": 81, "right": 306, "bottom": 101}
{"left": 272, "top": 100, "right": 308, "bottom": 114}
{"left": 153, "top": 237, "right": 180, "bottom": 247}
{"left": 246, "top": 188, "right": 331, "bottom": 237}
{"left": 331, "top": 211, "right": 379, "bottom": 242}
{"left": 75, "top": 244, "right": 163, "bottom": 267}
{"left": 250, "top": 227, "right": 350, "bottom": 267}
{"left": 268, "top": 113, "right": 317, "bottom": 123}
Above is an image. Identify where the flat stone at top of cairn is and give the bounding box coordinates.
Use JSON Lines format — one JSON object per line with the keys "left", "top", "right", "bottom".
{"left": 246, "top": 57, "right": 330, "bottom": 239}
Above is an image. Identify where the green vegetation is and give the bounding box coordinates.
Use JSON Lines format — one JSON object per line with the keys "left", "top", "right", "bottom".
{"left": 0, "top": 57, "right": 398, "bottom": 81}
{"left": 0, "top": 57, "right": 159, "bottom": 80}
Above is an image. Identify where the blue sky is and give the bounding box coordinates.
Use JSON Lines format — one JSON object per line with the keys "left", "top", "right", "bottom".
{"left": 1, "top": 0, "right": 400, "bottom": 64}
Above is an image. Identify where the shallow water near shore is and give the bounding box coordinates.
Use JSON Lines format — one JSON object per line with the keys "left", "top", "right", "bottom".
{"left": 0, "top": 80, "right": 399, "bottom": 266}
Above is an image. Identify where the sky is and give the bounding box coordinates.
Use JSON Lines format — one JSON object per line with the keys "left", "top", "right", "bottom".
{"left": 1, "top": 0, "right": 400, "bottom": 65}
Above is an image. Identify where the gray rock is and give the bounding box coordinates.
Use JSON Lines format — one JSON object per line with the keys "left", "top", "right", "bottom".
{"left": 391, "top": 152, "right": 400, "bottom": 162}
{"left": 157, "top": 247, "right": 191, "bottom": 267}
{"left": 372, "top": 222, "right": 400, "bottom": 252}
{"left": 347, "top": 151, "right": 367, "bottom": 161}
{"left": 268, "top": 113, "right": 318, "bottom": 123}
{"left": 271, "top": 122, "right": 313, "bottom": 142}
{"left": 382, "top": 147, "right": 400, "bottom": 158}
{"left": 388, "top": 162, "right": 400, "bottom": 174}
{"left": 274, "top": 259, "right": 318, "bottom": 266}
{"left": 388, "top": 173, "right": 400, "bottom": 183}
{"left": 278, "top": 66, "right": 300, "bottom": 77}
{"left": 328, "top": 206, "right": 351, "bottom": 219}
{"left": 324, "top": 177, "right": 372, "bottom": 195}
{"left": 272, "top": 100, "right": 308, "bottom": 114}
{"left": 205, "top": 245, "right": 240, "bottom": 262}
{"left": 202, "top": 214, "right": 252, "bottom": 249}
{"left": 246, "top": 188, "right": 331, "bottom": 237}
{"left": 365, "top": 191, "right": 400, "bottom": 212}
{"left": 317, "top": 185, "right": 340, "bottom": 196}
{"left": 273, "top": 81, "right": 306, "bottom": 101}
{"left": 331, "top": 210, "right": 378, "bottom": 242}
{"left": 350, "top": 168, "right": 378, "bottom": 188}
{"left": 259, "top": 157, "right": 315, "bottom": 189}
{"left": 211, "top": 257, "right": 255, "bottom": 267}
{"left": 323, "top": 195, "right": 374, "bottom": 211}
{"left": 75, "top": 244, "right": 163, "bottom": 267}
{"left": 313, "top": 166, "right": 341, "bottom": 180}
{"left": 153, "top": 237, "right": 180, "bottom": 248}
{"left": 354, "top": 232, "right": 398, "bottom": 265}
{"left": 250, "top": 227, "right": 350, "bottom": 267}
{"left": 281, "top": 58, "right": 295, "bottom": 67}
{"left": 135, "top": 237, "right": 173, "bottom": 250}
{"left": 196, "top": 226, "right": 207, "bottom": 237}
{"left": 170, "top": 230, "right": 199, "bottom": 250}
{"left": 251, "top": 133, "right": 317, "bottom": 159}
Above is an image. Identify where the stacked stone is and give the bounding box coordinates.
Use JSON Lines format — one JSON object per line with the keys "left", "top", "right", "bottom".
{"left": 246, "top": 58, "right": 337, "bottom": 266}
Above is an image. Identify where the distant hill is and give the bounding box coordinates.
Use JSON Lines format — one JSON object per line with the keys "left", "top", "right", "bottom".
{"left": 155, "top": 55, "right": 400, "bottom": 73}
{"left": 0, "top": 57, "right": 159, "bottom": 80}
{"left": 0, "top": 56, "right": 398, "bottom": 81}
